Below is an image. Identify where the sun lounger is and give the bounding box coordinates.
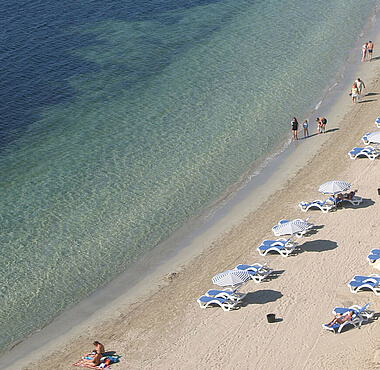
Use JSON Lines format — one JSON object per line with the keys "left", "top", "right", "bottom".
{"left": 376, "top": 117, "right": 380, "bottom": 128}
{"left": 348, "top": 274, "right": 380, "bottom": 295}
{"left": 257, "top": 238, "right": 296, "bottom": 257}
{"left": 299, "top": 198, "right": 336, "bottom": 213}
{"left": 336, "top": 192, "right": 362, "bottom": 206}
{"left": 367, "top": 249, "right": 380, "bottom": 265}
{"left": 197, "top": 295, "right": 239, "bottom": 311}
{"left": 322, "top": 302, "right": 373, "bottom": 333}
{"left": 348, "top": 146, "right": 380, "bottom": 160}
{"left": 234, "top": 262, "right": 273, "bottom": 283}
{"left": 205, "top": 289, "right": 246, "bottom": 301}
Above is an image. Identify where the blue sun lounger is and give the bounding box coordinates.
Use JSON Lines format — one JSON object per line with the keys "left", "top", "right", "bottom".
{"left": 257, "top": 238, "right": 296, "bottom": 257}
{"left": 348, "top": 146, "right": 380, "bottom": 160}
{"left": 299, "top": 197, "right": 336, "bottom": 213}
{"left": 234, "top": 262, "right": 273, "bottom": 283}
{"left": 197, "top": 295, "right": 238, "bottom": 311}
{"left": 376, "top": 117, "right": 380, "bottom": 128}
{"left": 367, "top": 249, "right": 380, "bottom": 265}
{"left": 348, "top": 275, "right": 380, "bottom": 295}
{"left": 205, "top": 289, "right": 246, "bottom": 301}
{"left": 322, "top": 302, "right": 373, "bottom": 333}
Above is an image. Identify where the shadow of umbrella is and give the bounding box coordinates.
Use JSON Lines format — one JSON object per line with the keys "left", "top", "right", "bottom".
{"left": 301, "top": 239, "right": 338, "bottom": 253}
{"left": 242, "top": 289, "right": 283, "bottom": 306}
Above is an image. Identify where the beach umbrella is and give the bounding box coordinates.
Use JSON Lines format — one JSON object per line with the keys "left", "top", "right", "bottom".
{"left": 272, "top": 219, "right": 309, "bottom": 236}
{"left": 363, "top": 131, "right": 380, "bottom": 144}
{"left": 212, "top": 269, "right": 251, "bottom": 288}
{"left": 318, "top": 180, "right": 350, "bottom": 195}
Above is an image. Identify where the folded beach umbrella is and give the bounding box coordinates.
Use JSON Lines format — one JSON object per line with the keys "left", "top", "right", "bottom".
{"left": 363, "top": 131, "right": 380, "bottom": 144}
{"left": 318, "top": 180, "right": 350, "bottom": 195}
{"left": 272, "top": 219, "right": 309, "bottom": 236}
{"left": 212, "top": 269, "right": 251, "bottom": 288}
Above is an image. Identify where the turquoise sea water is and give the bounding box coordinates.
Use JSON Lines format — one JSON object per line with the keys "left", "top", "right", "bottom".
{"left": 0, "top": 0, "right": 378, "bottom": 355}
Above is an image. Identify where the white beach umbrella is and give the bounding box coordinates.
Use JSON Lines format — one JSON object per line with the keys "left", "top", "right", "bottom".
{"left": 212, "top": 269, "right": 251, "bottom": 288}
{"left": 318, "top": 180, "right": 350, "bottom": 195}
{"left": 272, "top": 219, "right": 309, "bottom": 236}
{"left": 363, "top": 131, "right": 380, "bottom": 144}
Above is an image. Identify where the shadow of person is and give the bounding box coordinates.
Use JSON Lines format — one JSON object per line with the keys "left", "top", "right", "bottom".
{"left": 300, "top": 239, "right": 338, "bottom": 253}
{"left": 365, "top": 92, "right": 379, "bottom": 96}
{"left": 324, "top": 128, "right": 339, "bottom": 134}
{"left": 358, "top": 99, "right": 377, "bottom": 104}
{"left": 242, "top": 289, "right": 283, "bottom": 306}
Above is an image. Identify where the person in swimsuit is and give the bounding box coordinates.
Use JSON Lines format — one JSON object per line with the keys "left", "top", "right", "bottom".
{"left": 291, "top": 117, "right": 298, "bottom": 141}
{"left": 351, "top": 82, "right": 358, "bottom": 104}
{"left": 303, "top": 120, "right": 309, "bottom": 138}
{"left": 335, "top": 189, "right": 358, "bottom": 201}
{"left": 83, "top": 341, "right": 105, "bottom": 361}
{"left": 326, "top": 310, "right": 354, "bottom": 327}
{"left": 316, "top": 117, "right": 327, "bottom": 134}
{"left": 368, "top": 41, "right": 374, "bottom": 62}
{"left": 80, "top": 352, "right": 102, "bottom": 367}
{"left": 362, "top": 42, "right": 368, "bottom": 62}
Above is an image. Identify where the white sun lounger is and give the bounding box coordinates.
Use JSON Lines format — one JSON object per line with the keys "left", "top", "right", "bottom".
{"left": 348, "top": 275, "right": 380, "bottom": 295}
{"left": 257, "top": 238, "right": 296, "bottom": 257}
{"left": 337, "top": 193, "right": 362, "bottom": 206}
{"left": 322, "top": 303, "right": 373, "bottom": 333}
{"left": 299, "top": 198, "right": 336, "bottom": 213}
{"left": 197, "top": 295, "right": 239, "bottom": 311}
{"left": 348, "top": 146, "right": 380, "bottom": 160}
{"left": 234, "top": 262, "right": 273, "bottom": 283}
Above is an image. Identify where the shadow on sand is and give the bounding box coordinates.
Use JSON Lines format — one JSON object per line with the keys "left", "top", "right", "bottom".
{"left": 338, "top": 198, "right": 375, "bottom": 210}
{"left": 298, "top": 239, "right": 338, "bottom": 253}
{"left": 242, "top": 289, "right": 283, "bottom": 306}
{"left": 264, "top": 269, "right": 285, "bottom": 282}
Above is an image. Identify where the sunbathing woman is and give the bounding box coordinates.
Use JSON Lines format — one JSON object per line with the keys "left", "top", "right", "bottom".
{"left": 326, "top": 310, "right": 354, "bottom": 327}
{"left": 80, "top": 352, "right": 102, "bottom": 367}
{"left": 335, "top": 189, "right": 357, "bottom": 201}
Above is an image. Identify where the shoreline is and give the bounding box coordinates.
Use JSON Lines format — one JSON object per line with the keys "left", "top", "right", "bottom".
{"left": 4, "top": 11, "right": 380, "bottom": 370}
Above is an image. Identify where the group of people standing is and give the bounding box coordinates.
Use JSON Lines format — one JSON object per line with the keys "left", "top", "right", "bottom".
{"left": 350, "top": 77, "right": 365, "bottom": 104}
{"left": 291, "top": 116, "right": 326, "bottom": 141}
{"left": 362, "top": 40, "right": 374, "bottom": 62}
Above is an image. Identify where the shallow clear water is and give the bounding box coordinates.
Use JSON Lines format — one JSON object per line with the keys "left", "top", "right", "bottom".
{"left": 0, "top": 0, "right": 378, "bottom": 354}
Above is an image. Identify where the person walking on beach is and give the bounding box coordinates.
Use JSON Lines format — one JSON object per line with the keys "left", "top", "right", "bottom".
{"left": 291, "top": 117, "right": 299, "bottom": 141}
{"left": 355, "top": 78, "right": 365, "bottom": 99}
{"left": 351, "top": 82, "right": 359, "bottom": 104}
{"left": 303, "top": 120, "right": 309, "bottom": 138}
{"left": 361, "top": 42, "right": 368, "bottom": 62}
{"left": 368, "top": 40, "right": 374, "bottom": 62}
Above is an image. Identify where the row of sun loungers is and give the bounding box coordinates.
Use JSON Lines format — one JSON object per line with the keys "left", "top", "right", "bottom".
{"left": 299, "top": 193, "right": 362, "bottom": 213}
{"left": 322, "top": 245, "right": 380, "bottom": 333}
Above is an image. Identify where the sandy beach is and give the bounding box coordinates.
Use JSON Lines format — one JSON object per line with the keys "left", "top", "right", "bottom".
{"left": 5, "top": 26, "right": 380, "bottom": 370}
